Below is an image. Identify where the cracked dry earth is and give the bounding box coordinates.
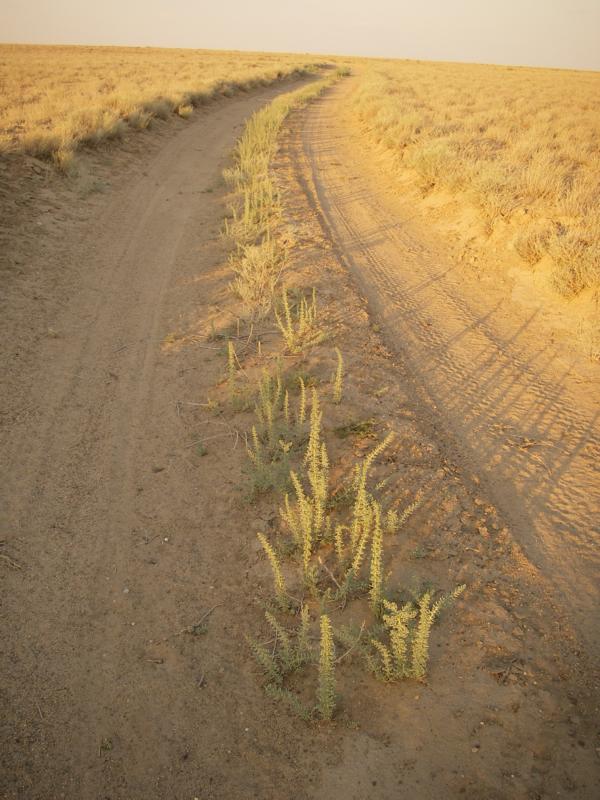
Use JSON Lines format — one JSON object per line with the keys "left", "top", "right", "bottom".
{"left": 1, "top": 75, "right": 599, "bottom": 799}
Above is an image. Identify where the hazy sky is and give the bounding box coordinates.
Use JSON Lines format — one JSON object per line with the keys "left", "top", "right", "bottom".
{"left": 2, "top": 0, "right": 599, "bottom": 70}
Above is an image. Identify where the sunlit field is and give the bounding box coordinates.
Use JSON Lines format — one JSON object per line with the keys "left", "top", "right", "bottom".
{"left": 352, "top": 61, "right": 600, "bottom": 296}
{"left": 0, "top": 44, "right": 320, "bottom": 168}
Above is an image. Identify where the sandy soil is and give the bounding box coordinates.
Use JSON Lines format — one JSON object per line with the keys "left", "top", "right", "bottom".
{"left": 1, "top": 75, "right": 599, "bottom": 800}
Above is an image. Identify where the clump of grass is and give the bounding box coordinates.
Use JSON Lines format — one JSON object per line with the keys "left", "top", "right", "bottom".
{"left": 229, "top": 238, "right": 285, "bottom": 317}
{"left": 52, "top": 147, "right": 78, "bottom": 176}
{"left": 275, "top": 288, "right": 323, "bottom": 353}
{"left": 243, "top": 365, "right": 317, "bottom": 498}
{"left": 514, "top": 223, "right": 551, "bottom": 265}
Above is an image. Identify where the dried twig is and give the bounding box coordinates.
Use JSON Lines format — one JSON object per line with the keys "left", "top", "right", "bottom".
{"left": 0, "top": 553, "right": 22, "bottom": 570}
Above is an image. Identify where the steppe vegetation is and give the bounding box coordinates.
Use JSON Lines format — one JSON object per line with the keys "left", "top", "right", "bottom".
{"left": 0, "top": 44, "right": 321, "bottom": 168}
{"left": 352, "top": 61, "right": 600, "bottom": 296}
{"left": 221, "top": 73, "right": 463, "bottom": 720}
{"left": 224, "top": 72, "right": 343, "bottom": 314}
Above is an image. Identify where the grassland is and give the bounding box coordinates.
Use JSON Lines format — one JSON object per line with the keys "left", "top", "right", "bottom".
{"left": 0, "top": 44, "right": 322, "bottom": 167}
{"left": 351, "top": 61, "right": 600, "bottom": 297}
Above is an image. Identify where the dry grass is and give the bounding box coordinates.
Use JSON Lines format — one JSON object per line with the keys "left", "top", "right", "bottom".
{"left": 0, "top": 44, "right": 322, "bottom": 165}
{"left": 351, "top": 61, "right": 600, "bottom": 296}
{"left": 224, "top": 74, "right": 340, "bottom": 315}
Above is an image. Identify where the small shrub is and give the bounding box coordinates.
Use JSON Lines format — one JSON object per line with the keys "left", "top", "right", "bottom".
{"left": 230, "top": 239, "right": 285, "bottom": 316}
{"left": 548, "top": 228, "right": 599, "bottom": 296}
{"left": 275, "top": 288, "right": 322, "bottom": 353}
{"left": 514, "top": 223, "right": 550, "bottom": 265}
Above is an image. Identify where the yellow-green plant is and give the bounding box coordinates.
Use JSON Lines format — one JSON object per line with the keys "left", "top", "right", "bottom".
{"left": 348, "top": 434, "right": 394, "bottom": 560}
{"left": 246, "top": 426, "right": 263, "bottom": 467}
{"left": 332, "top": 348, "right": 344, "bottom": 404}
{"left": 304, "top": 389, "right": 329, "bottom": 536}
{"left": 334, "top": 524, "right": 347, "bottom": 564}
{"left": 369, "top": 502, "right": 384, "bottom": 612}
{"left": 275, "top": 288, "right": 321, "bottom": 353}
{"left": 283, "top": 390, "right": 290, "bottom": 425}
{"left": 293, "top": 472, "right": 315, "bottom": 577}
{"left": 297, "top": 605, "right": 312, "bottom": 663}
{"left": 255, "top": 368, "right": 283, "bottom": 444}
{"left": 297, "top": 376, "right": 307, "bottom": 425}
{"left": 317, "top": 614, "right": 336, "bottom": 720}
{"left": 265, "top": 684, "right": 312, "bottom": 721}
{"left": 279, "top": 388, "right": 332, "bottom": 582}
{"left": 410, "top": 586, "right": 465, "bottom": 678}
{"left": 265, "top": 610, "right": 294, "bottom": 669}
{"left": 257, "top": 532, "right": 287, "bottom": 605}
{"left": 369, "top": 586, "right": 466, "bottom": 681}
{"left": 385, "top": 494, "right": 425, "bottom": 534}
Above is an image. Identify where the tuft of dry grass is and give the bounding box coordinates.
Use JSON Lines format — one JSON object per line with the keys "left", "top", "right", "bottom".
{"left": 0, "top": 44, "right": 322, "bottom": 161}
{"left": 351, "top": 61, "right": 600, "bottom": 296}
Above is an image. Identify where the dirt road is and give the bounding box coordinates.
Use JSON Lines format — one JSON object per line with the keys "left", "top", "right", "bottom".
{"left": 291, "top": 78, "right": 600, "bottom": 660}
{"left": 1, "top": 80, "right": 338, "bottom": 799}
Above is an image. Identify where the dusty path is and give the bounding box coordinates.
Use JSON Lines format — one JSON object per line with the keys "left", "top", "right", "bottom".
{"left": 1, "top": 80, "right": 339, "bottom": 799}
{"left": 290, "top": 78, "right": 600, "bottom": 659}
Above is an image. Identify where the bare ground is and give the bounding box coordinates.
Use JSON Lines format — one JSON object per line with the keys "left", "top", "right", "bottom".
{"left": 1, "top": 76, "right": 599, "bottom": 800}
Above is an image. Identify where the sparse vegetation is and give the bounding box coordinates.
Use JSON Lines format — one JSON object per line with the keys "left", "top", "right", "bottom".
{"left": 246, "top": 362, "right": 464, "bottom": 716}
{"left": 223, "top": 74, "right": 340, "bottom": 315}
